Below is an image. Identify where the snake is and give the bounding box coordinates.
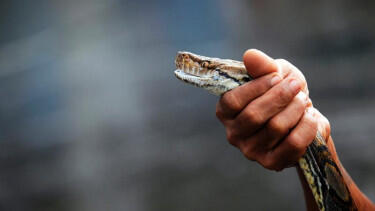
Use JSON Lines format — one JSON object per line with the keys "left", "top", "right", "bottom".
{"left": 174, "top": 51, "right": 357, "bottom": 211}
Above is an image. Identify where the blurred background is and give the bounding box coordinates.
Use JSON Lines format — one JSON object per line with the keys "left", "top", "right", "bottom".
{"left": 1, "top": 0, "right": 375, "bottom": 210}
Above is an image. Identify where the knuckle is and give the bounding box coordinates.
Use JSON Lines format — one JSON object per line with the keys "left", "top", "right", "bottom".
{"left": 221, "top": 92, "right": 242, "bottom": 113}
{"left": 266, "top": 117, "right": 287, "bottom": 138}
{"left": 226, "top": 130, "right": 238, "bottom": 146}
{"left": 274, "top": 87, "right": 293, "bottom": 105}
{"left": 241, "top": 145, "right": 256, "bottom": 161}
{"left": 287, "top": 133, "right": 306, "bottom": 151}
{"left": 261, "top": 156, "right": 281, "bottom": 171}
{"left": 242, "top": 108, "right": 263, "bottom": 126}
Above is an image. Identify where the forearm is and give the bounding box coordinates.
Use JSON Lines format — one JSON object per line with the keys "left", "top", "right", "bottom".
{"left": 297, "top": 136, "right": 375, "bottom": 211}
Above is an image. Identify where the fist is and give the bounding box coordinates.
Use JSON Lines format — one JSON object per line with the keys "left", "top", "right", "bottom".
{"left": 216, "top": 49, "right": 330, "bottom": 171}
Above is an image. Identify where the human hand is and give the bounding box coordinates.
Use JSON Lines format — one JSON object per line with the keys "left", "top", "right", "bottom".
{"left": 216, "top": 49, "right": 331, "bottom": 171}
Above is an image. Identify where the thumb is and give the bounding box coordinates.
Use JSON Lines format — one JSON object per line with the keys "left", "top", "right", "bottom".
{"left": 243, "top": 49, "right": 279, "bottom": 78}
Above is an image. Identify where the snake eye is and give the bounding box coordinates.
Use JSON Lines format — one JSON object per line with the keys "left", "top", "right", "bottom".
{"left": 201, "top": 61, "right": 209, "bottom": 68}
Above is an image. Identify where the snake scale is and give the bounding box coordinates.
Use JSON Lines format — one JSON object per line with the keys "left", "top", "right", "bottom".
{"left": 174, "top": 51, "right": 357, "bottom": 211}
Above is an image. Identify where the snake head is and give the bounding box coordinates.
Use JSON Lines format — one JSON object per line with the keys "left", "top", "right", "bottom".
{"left": 174, "top": 51, "right": 251, "bottom": 95}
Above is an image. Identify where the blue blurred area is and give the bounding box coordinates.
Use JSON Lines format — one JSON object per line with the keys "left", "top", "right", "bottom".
{"left": 0, "top": 1, "right": 375, "bottom": 210}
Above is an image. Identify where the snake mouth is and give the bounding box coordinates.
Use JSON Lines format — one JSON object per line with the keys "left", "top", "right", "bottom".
{"left": 174, "top": 69, "right": 212, "bottom": 87}
{"left": 174, "top": 51, "right": 218, "bottom": 87}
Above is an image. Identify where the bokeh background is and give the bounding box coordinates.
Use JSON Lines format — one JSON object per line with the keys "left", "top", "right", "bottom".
{"left": 1, "top": 0, "right": 375, "bottom": 210}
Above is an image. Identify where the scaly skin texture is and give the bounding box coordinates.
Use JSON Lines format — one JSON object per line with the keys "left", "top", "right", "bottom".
{"left": 174, "top": 51, "right": 250, "bottom": 95}
{"left": 174, "top": 51, "right": 360, "bottom": 211}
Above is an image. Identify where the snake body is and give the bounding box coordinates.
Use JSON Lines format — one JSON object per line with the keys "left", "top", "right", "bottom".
{"left": 174, "top": 51, "right": 357, "bottom": 211}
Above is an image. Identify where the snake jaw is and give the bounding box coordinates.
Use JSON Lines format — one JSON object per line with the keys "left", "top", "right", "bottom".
{"left": 174, "top": 69, "right": 237, "bottom": 95}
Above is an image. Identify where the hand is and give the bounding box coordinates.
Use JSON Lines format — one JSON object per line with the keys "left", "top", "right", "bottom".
{"left": 216, "top": 49, "right": 330, "bottom": 171}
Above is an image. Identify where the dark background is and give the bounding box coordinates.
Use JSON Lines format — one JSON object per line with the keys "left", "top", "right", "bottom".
{"left": 0, "top": 0, "right": 374, "bottom": 210}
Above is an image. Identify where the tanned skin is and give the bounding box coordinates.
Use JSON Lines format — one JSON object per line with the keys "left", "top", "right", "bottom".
{"left": 215, "top": 49, "right": 375, "bottom": 210}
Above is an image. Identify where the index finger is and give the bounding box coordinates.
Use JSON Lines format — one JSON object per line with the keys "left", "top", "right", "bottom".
{"left": 216, "top": 72, "right": 282, "bottom": 120}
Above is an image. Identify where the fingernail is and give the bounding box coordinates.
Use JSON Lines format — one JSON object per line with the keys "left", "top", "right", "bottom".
{"left": 289, "top": 79, "right": 301, "bottom": 92}
{"left": 270, "top": 75, "right": 282, "bottom": 86}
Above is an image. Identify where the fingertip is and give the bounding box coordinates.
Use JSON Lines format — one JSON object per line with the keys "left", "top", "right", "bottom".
{"left": 288, "top": 78, "right": 303, "bottom": 94}
{"left": 270, "top": 73, "right": 282, "bottom": 86}
{"left": 243, "top": 49, "right": 278, "bottom": 78}
{"left": 243, "top": 48, "right": 262, "bottom": 59}
{"left": 243, "top": 49, "right": 267, "bottom": 70}
{"left": 296, "top": 91, "right": 308, "bottom": 104}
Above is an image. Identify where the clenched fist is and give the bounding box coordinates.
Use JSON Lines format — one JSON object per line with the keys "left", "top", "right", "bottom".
{"left": 216, "top": 49, "right": 330, "bottom": 171}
